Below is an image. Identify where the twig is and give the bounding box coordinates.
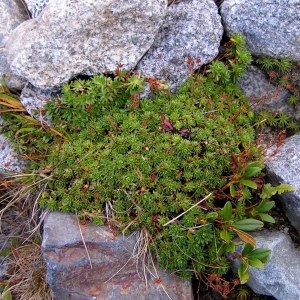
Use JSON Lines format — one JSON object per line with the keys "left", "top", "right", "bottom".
{"left": 76, "top": 211, "right": 92, "bottom": 269}
{"left": 163, "top": 193, "right": 212, "bottom": 226}
{"left": 148, "top": 250, "right": 173, "bottom": 300}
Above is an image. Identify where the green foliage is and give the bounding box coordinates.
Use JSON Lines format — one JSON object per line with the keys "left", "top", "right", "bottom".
{"left": 256, "top": 57, "right": 292, "bottom": 73}
{"left": 237, "top": 244, "right": 271, "bottom": 284}
{"left": 287, "top": 95, "right": 299, "bottom": 106}
{"left": 255, "top": 110, "right": 300, "bottom": 133}
{"left": 226, "top": 161, "right": 264, "bottom": 199}
{"left": 260, "top": 183, "right": 296, "bottom": 200}
{"left": 1, "top": 34, "right": 292, "bottom": 285}
{"left": 208, "top": 33, "right": 252, "bottom": 84}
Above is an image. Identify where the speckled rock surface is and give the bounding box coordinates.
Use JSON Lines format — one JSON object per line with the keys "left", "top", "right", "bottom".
{"left": 0, "top": 234, "right": 10, "bottom": 280}
{"left": 220, "top": 0, "right": 300, "bottom": 61}
{"left": 238, "top": 65, "right": 298, "bottom": 120}
{"left": 231, "top": 231, "right": 300, "bottom": 300}
{"left": 5, "top": 0, "right": 168, "bottom": 89}
{"left": 24, "top": 0, "right": 50, "bottom": 18}
{"left": 42, "top": 212, "right": 192, "bottom": 300}
{"left": 266, "top": 133, "right": 300, "bottom": 234}
{"left": 0, "top": 0, "right": 28, "bottom": 90}
{"left": 0, "top": 133, "right": 25, "bottom": 172}
{"left": 19, "top": 83, "right": 57, "bottom": 122}
{"left": 136, "top": 0, "right": 223, "bottom": 91}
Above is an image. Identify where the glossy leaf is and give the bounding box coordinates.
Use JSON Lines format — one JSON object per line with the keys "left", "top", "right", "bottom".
{"left": 230, "top": 183, "right": 236, "bottom": 197}
{"left": 217, "top": 244, "right": 227, "bottom": 257}
{"left": 238, "top": 263, "right": 250, "bottom": 284}
{"left": 242, "top": 243, "right": 254, "bottom": 255}
{"left": 248, "top": 257, "right": 264, "bottom": 269}
{"left": 220, "top": 230, "right": 231, "bottom": 243}
{"left": 248, "top": 248, "right": 271, "bottom": 263}
{"left": 256, "top": 200, "right": 275, "bottom": 213}
{"left": 243, "top": 162, "right": 263, "bottom": 178}
{"left": 226, "top": 241, "right": 235, "bottom": 253}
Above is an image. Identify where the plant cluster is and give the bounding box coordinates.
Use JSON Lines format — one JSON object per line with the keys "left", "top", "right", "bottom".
{"left": 0, "top": 34, "right": 295, "bottom": 292}
{"left": 254, "top": 57, "right": 299, "bottom": 133}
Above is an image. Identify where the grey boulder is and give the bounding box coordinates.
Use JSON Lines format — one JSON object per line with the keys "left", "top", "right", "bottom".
{"left": 0, "top": 0, "right": 28, "bottom": 90}
{"left": 136, "top": 0, "right": 223, "bottom": 91}
{"left": 221, "top": 0, "right": 300, "bottom": 61}
{"left": 5, "top": 0, "right": 168, "bottom": 89}
{"left": 266, "top": 133, "right": 300, "bottom": 235}
{"left": 231, "top": 231, "right": 300, "bottom": 300}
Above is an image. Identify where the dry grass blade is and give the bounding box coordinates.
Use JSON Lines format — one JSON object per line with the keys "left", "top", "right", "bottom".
{"left": 163, "top": 193, "right": 213, "bottom": 226}
{"left": 0, "top": 171, "right": 52, "bottom": 299}
{"left": 75, "top": 211, "right": 92, "bottom": 270}
{"left": 4, "top": 242, "right": 52, "bottom": 300}
{"left": 0, "top": 97, "right": 25, "bottom": 110}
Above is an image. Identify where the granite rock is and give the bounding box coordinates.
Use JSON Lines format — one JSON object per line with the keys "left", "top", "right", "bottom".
{"left": 231, "top": 231, "right": 300, "bottom": 300}
{"left": 238, "top": 65, "right": 298, "bottom": 119}
{"left": 266, "top": 133, "right": 300, "bottom": 235}
{"left": 19, "top": 82, "right": 58, "bottom": 122}
{"left": 0, "top": 133, "right": 25, "bottom": 172}
{"left": 220, "top": 0, "right": 300, "bottom": 61}
{"left": 5, "top": 0, "right": 168, "bottom": 89}
{"left": 136, "top": 0, "right": 223, "bottom": 91}
{"left": 0, "top": 0, "right": 28, "bottom": 90}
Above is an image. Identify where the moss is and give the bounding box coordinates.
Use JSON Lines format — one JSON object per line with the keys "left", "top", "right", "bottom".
{"left": 1, "top": 34, "right": 277, "bottom": 282}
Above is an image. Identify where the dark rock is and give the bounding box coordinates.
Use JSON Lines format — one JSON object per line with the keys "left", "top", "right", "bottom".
{"left": 42, "top": 212, "right": 192, "bottom": 300}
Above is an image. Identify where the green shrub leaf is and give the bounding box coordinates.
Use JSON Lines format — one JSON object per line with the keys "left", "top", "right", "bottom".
{"left": 220, "top": 230, "right": 231, "bottom": 243}
{"left": 240, "top": 179, "right": 257, "bottom": 189}
{"left": 248, "top": 257, "right": 264, "bottom": 269}
{"left": 248, "top": 248, "right": 271, "bottom": 263}
{"left": 238, "top": 264, "right": 250, "bottom": 284}
{"left": 259, "top": 213, "right": 275, "bottom": 223}
{"left": 222, "top": 201, "right": 232, "bottom": 221}
{"left": 233, "top": 219, "right": 264, "bottom": 231}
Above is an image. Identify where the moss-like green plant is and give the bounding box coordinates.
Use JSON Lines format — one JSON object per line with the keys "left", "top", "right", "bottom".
{"left": 255, "top": 109, "right": 299, "bottom": 133}
{"left": 1, "top": 34, "right": 292, "bottom": 285}
{"left": 254, "top": 56, "right": 300, "bottom": 134}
